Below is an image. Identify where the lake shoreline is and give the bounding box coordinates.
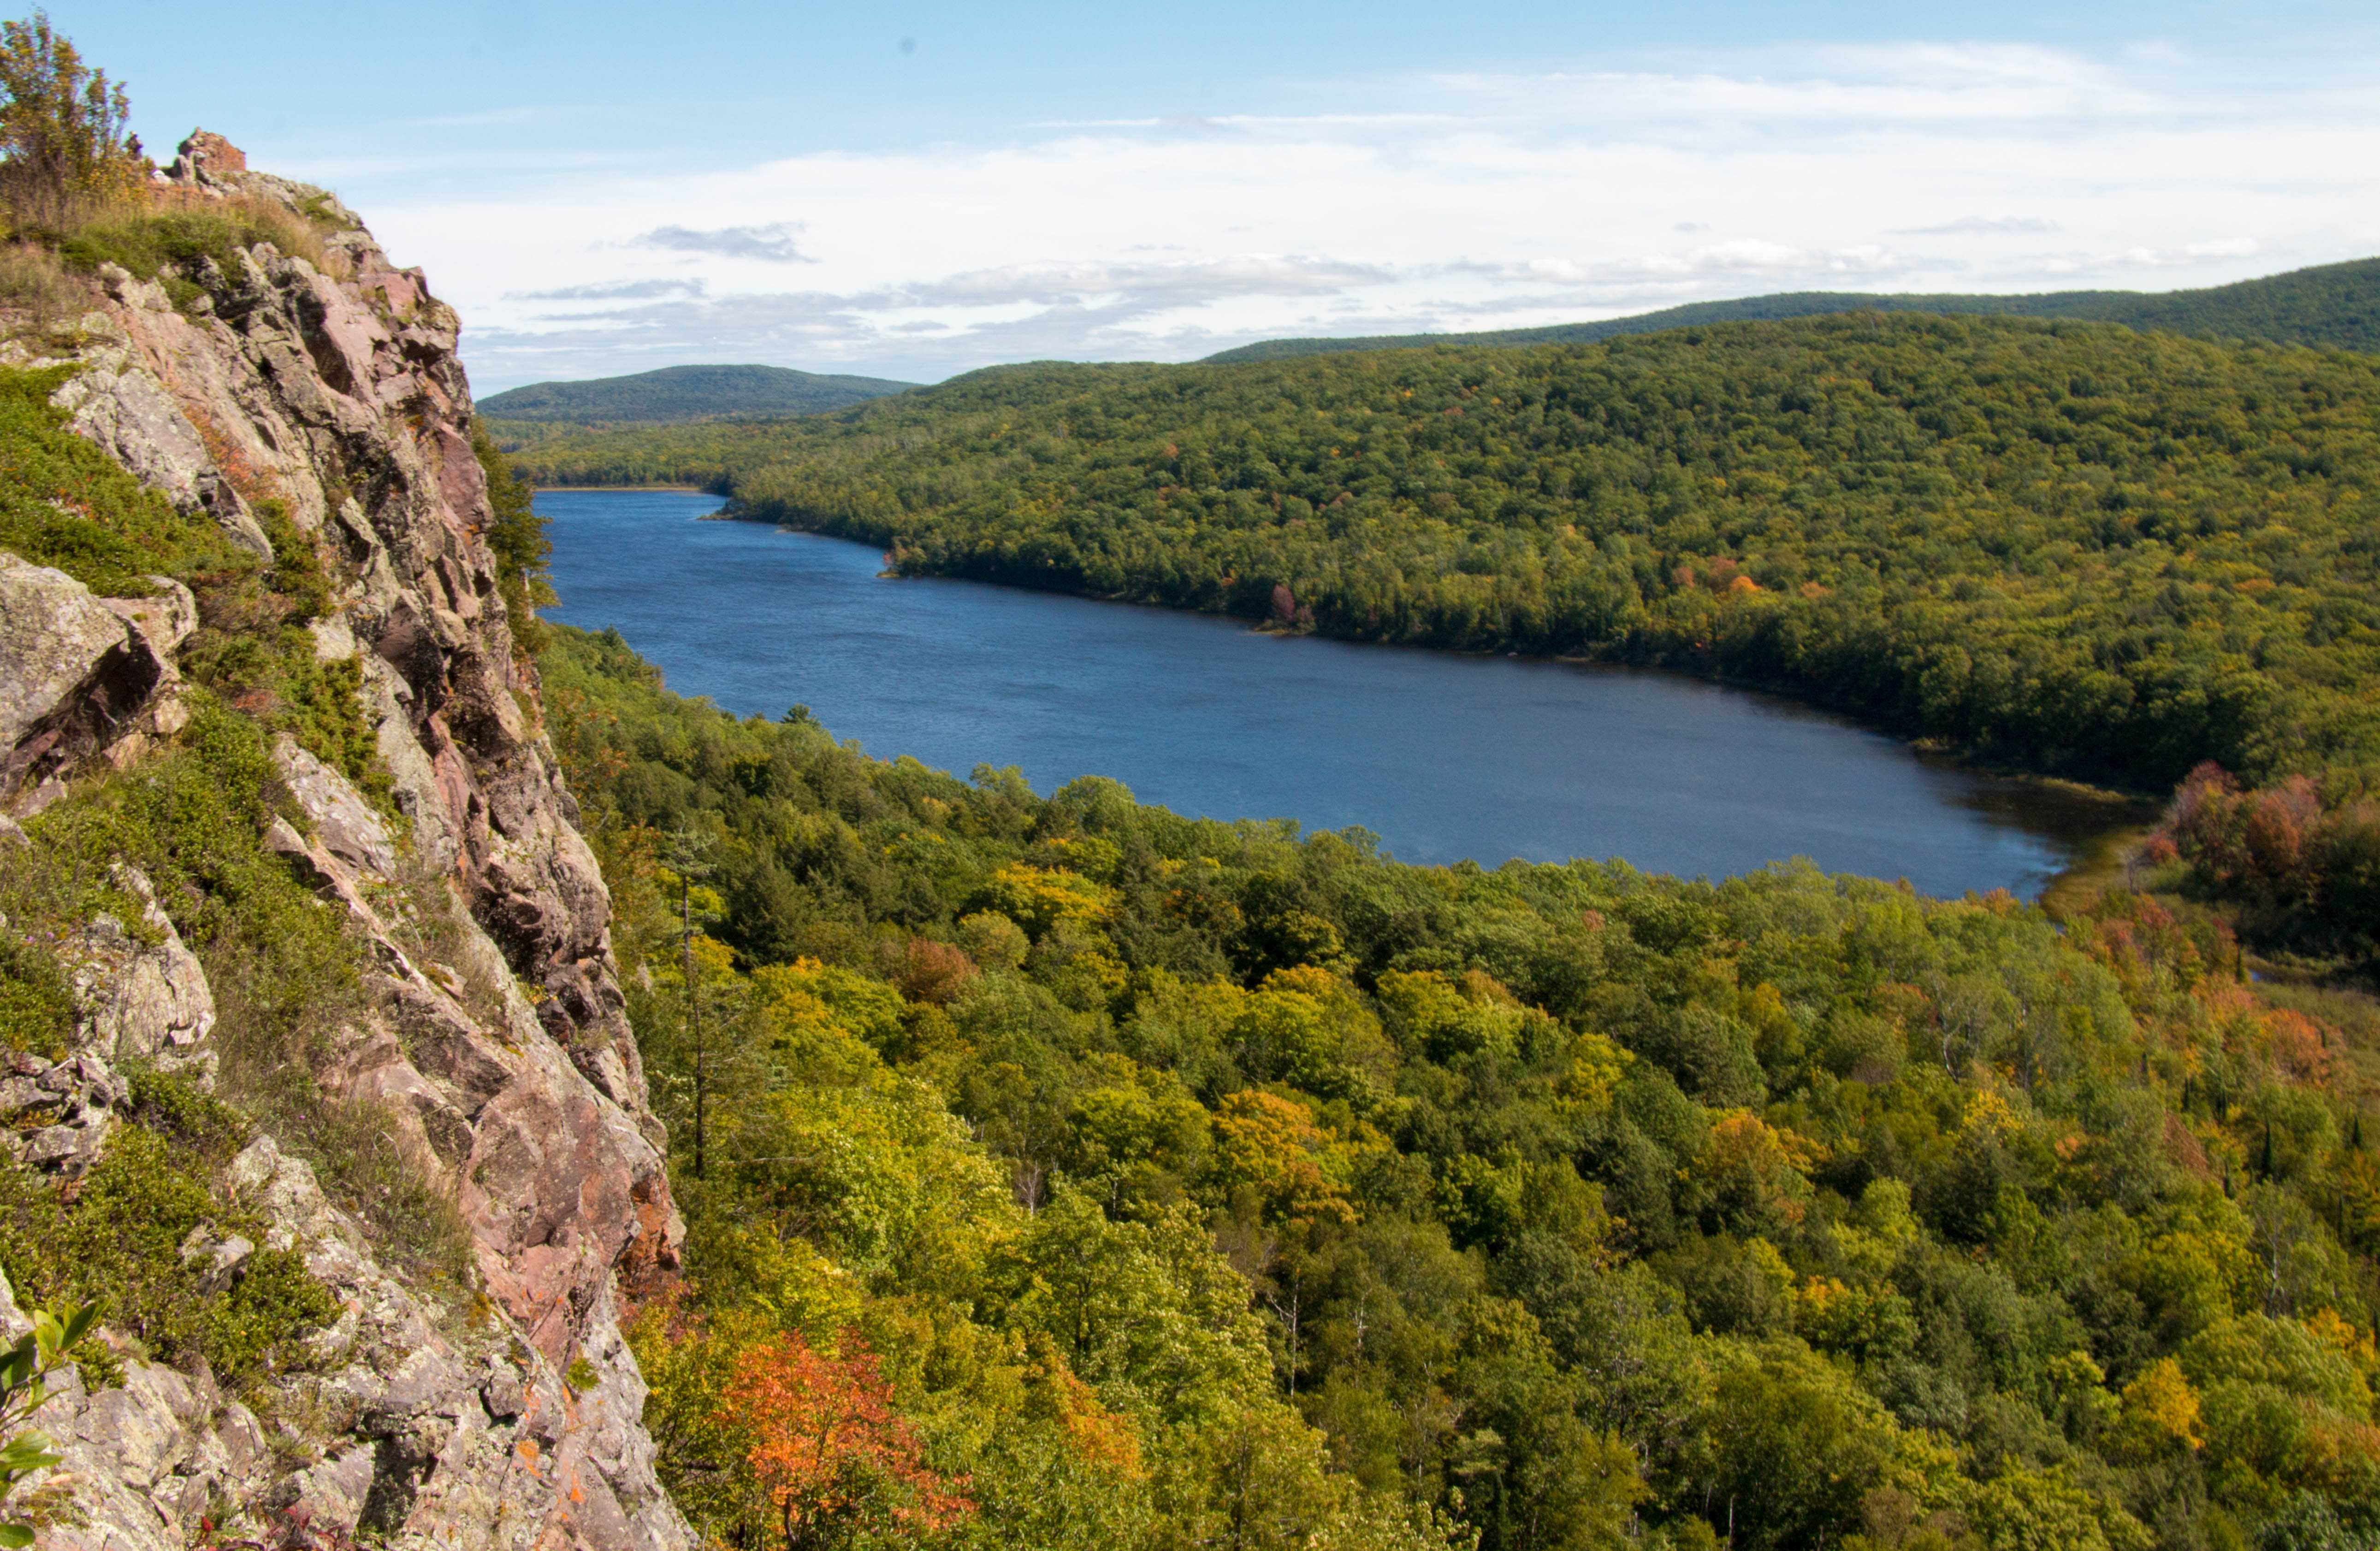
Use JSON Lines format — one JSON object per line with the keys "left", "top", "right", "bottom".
{"left": 531, "top": 483, "right": 711, "bottom": 493}
{"left": 731, "top": 509, "right": 2168, "bottom": 819}
{"left": 546, "top": 491, "right": 2131, "bottom": 901}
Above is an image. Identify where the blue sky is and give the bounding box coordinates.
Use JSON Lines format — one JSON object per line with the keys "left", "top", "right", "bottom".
{"left": 61, "top": 1, "right": 2380, "bottom": 390}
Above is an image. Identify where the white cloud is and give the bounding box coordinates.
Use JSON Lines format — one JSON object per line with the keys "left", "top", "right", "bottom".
{"left": 898, "top": 256, "right": 1396, "bottom": 309}
{"left": 2079, "top": 237, "right": 2267, "bottom": 270}
{"left": 347, "top": 41, "right": 2380, "bottom": 390}
{"left": 1900, "top": 216, "right": 2059, "bottom": 235}
{"left": 637, "top": 222, "right": 813, "bottom": 263}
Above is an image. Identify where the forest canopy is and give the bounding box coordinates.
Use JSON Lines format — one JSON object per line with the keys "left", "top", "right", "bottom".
{"left": 479, "top": 363, "right": 918, "bottom": 453}
{"left": 510, "top": 314, "right": 2380, "bottom": 802}
{"left": 1198, "top": 256, "right": 2380, "bottom": 363}
{"left": 543, "top": 619, "right": 2380, "bottom": 1551}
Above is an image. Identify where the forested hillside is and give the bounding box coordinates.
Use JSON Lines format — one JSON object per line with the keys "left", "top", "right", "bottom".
{"left": 544, "top": 617, "right": 2380, "bottom": 1551}
{"left": 510, "top": 314, "right": 2380, "bottom": 802}
{"left": 481, "top": 362, "right": 917, "bottom": 458}
{"left": 1202, "top": 257, "right": 2380, "bottom": 362}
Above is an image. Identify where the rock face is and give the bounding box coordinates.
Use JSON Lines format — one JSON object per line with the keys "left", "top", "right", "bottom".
{"left": 0, "top": 134, "right": 692, "bottom": 1551}
{"left": 67, "top": 868, "right": 217, "bottom": 1075}
{"left": 0, "top": 557, "right": 190, "bottom": 812}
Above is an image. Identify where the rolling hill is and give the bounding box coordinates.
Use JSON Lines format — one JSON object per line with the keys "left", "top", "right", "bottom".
{"left": 1201, "top": 255, "right": 2380, "bottom": 362}
{"left": 478, "top": 363, "right": 918, "bottom": 451}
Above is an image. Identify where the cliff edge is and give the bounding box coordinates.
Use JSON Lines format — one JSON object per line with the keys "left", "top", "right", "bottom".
{"left": 0, "top": 135, "right": 691, "bottom": 1551}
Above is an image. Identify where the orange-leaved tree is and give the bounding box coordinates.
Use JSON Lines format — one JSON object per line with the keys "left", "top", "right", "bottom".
{"left": 721, "top": 1332, "right": 972, "bottom": 1551}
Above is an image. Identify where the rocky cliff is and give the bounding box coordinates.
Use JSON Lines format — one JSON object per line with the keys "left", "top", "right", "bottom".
{"left": 0, "top": 136, "right": 692, "bottom": 1551}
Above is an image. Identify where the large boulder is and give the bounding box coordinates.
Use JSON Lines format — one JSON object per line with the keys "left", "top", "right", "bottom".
{"left": 167, "top": 126, "right": 249, "bottom": 186}
{"left": 49, "top": 331, "right": 273, "bottom": 558}
{"left": 67, "top": 867, "right": 217, "bottom": 1070}
{"left": 0, "top": 552, "right": 136, "bottom": 749}
{"left": 0, "top": 553, "right": 183, "bottom": 812}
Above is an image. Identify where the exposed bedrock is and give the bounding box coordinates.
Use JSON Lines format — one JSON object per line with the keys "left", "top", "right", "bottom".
{"left": 0, "top": 134, "right": 689, "bottom": 1551}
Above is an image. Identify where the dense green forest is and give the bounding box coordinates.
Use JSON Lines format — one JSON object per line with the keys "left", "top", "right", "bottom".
{"left": 510, "top": 315, "right": 2380, "bottom": 808}
{"left": 541, "top": 618, "right": 2380, "bottom": 1551}
{"left": 480, "top": 363, "right": 917, "bottom": 455}
{"left": 1202, "top": 258, "right": 2380, "bottom": 363}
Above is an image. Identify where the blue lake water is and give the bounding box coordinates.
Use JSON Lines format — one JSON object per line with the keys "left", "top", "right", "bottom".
{"left": 540, "top": 489, "right": 2130, "bottom": 897}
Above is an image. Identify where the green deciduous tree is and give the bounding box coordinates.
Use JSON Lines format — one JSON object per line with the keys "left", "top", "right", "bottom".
{"left": 0, "top": 12, "right": 140, "bottom": 226}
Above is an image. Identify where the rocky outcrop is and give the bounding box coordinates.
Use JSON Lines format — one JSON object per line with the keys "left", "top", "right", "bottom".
{"left": 0, "top": 134, "right": 690, "bottom": 1550}
{"left": 167, "top": 129, "right": 248, "bottom": 186}
{"left": 0, "top": 1050, "right": 128, "bottom": 1178}
{"left": 0, "top": 557, "right": 190, "bottom": 813}
{"left": 68, "top": 868, "right": 216, "bottom": 1072}
{"left": 0, "top": 555, "right": 134, "bottom": 749}
{"left": 7, "top": 1129, "right": 674, "bottom": 1551}
{"left": 51, "top": 351, "right": 271, "bottom": 556}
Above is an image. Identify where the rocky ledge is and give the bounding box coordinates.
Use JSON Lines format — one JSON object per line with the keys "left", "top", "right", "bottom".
{"left": 0, "top": 136, "right": 689, "bottom": 1551}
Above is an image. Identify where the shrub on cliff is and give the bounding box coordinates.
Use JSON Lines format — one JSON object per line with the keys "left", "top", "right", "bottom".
{"left": 0, "top": 18, "right": 333, "bottom": 324}
{"left": 0, "top": 365, "right": 225, "bottom": 594}
{"left": 0, "top": 1116, "right": 338, "bottom": 1387}
{"left": 59, "top": 196, "right": 326, "bottom": 302}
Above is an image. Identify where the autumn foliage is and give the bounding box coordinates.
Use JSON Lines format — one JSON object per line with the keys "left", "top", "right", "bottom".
{"left": 2157, "top": 762, "right": 2380, "bottom": 965}
{"left": 553, "top": 612, "right": 2380, "bottom": 1551}
{"left": 720, "top": 1332, "right": 971, "bottom": 1551}
{"left": 890, "top": 936, "right": 977, "bottom": 1005}
{"left": 1206, "top": 1090, "right": 1356, "bottom": 1227}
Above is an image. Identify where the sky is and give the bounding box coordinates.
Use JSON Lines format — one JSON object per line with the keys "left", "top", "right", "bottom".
{"left": 62, "top": 1, "right": 2380, "bottom": 392}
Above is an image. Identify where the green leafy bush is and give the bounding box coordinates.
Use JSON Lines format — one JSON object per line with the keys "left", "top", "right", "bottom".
{"left": 473, "top": 423, "right": 554, "bottom": 656}
{"left": 0, "top": 1123, "right": 336, "bottom": 1385}
{"left": 0, "top": 695, "right": 391, "bottom": 1151}
{"left": 0, "top": 699, "right": 467, "bottom": 1306}
{"left": 0, "top": 937, "right": 69, "bottom": 1058}
{"left": 0, "top": 11, "right": 142, "bottom": 228}
{"left": 0, "top": 365, "right": 225, "bottom": 595}
{"left": 0, "top": 1297, "right": 99, "bottom": 1545}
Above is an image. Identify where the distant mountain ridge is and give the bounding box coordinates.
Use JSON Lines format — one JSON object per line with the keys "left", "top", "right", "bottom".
{"left": 480, "top": 363, "right": 919, "bottom": 425}
{"left": 1201, "top": 256, "right": 2380, "bottom": 362}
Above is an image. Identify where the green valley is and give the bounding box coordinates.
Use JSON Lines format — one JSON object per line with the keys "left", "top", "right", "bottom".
{"left": 509, "top": 315, "right": 2380, "bottom": 797}
{"left": 4, "top": 14, "right": 2379, "bottom": 1551}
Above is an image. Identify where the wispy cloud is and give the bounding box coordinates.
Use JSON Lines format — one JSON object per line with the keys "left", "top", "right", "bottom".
{"left": 518, "top": 277, "right": 708, "bottom": 301}
{"left": 637, "top": 222, "right": 814, "bottom": 263}
{"left": 902, "top": 256, "right": 1395, "bottom": 309}
{"left": 357, "top": 40, "right": 2380, "bottom": 390}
